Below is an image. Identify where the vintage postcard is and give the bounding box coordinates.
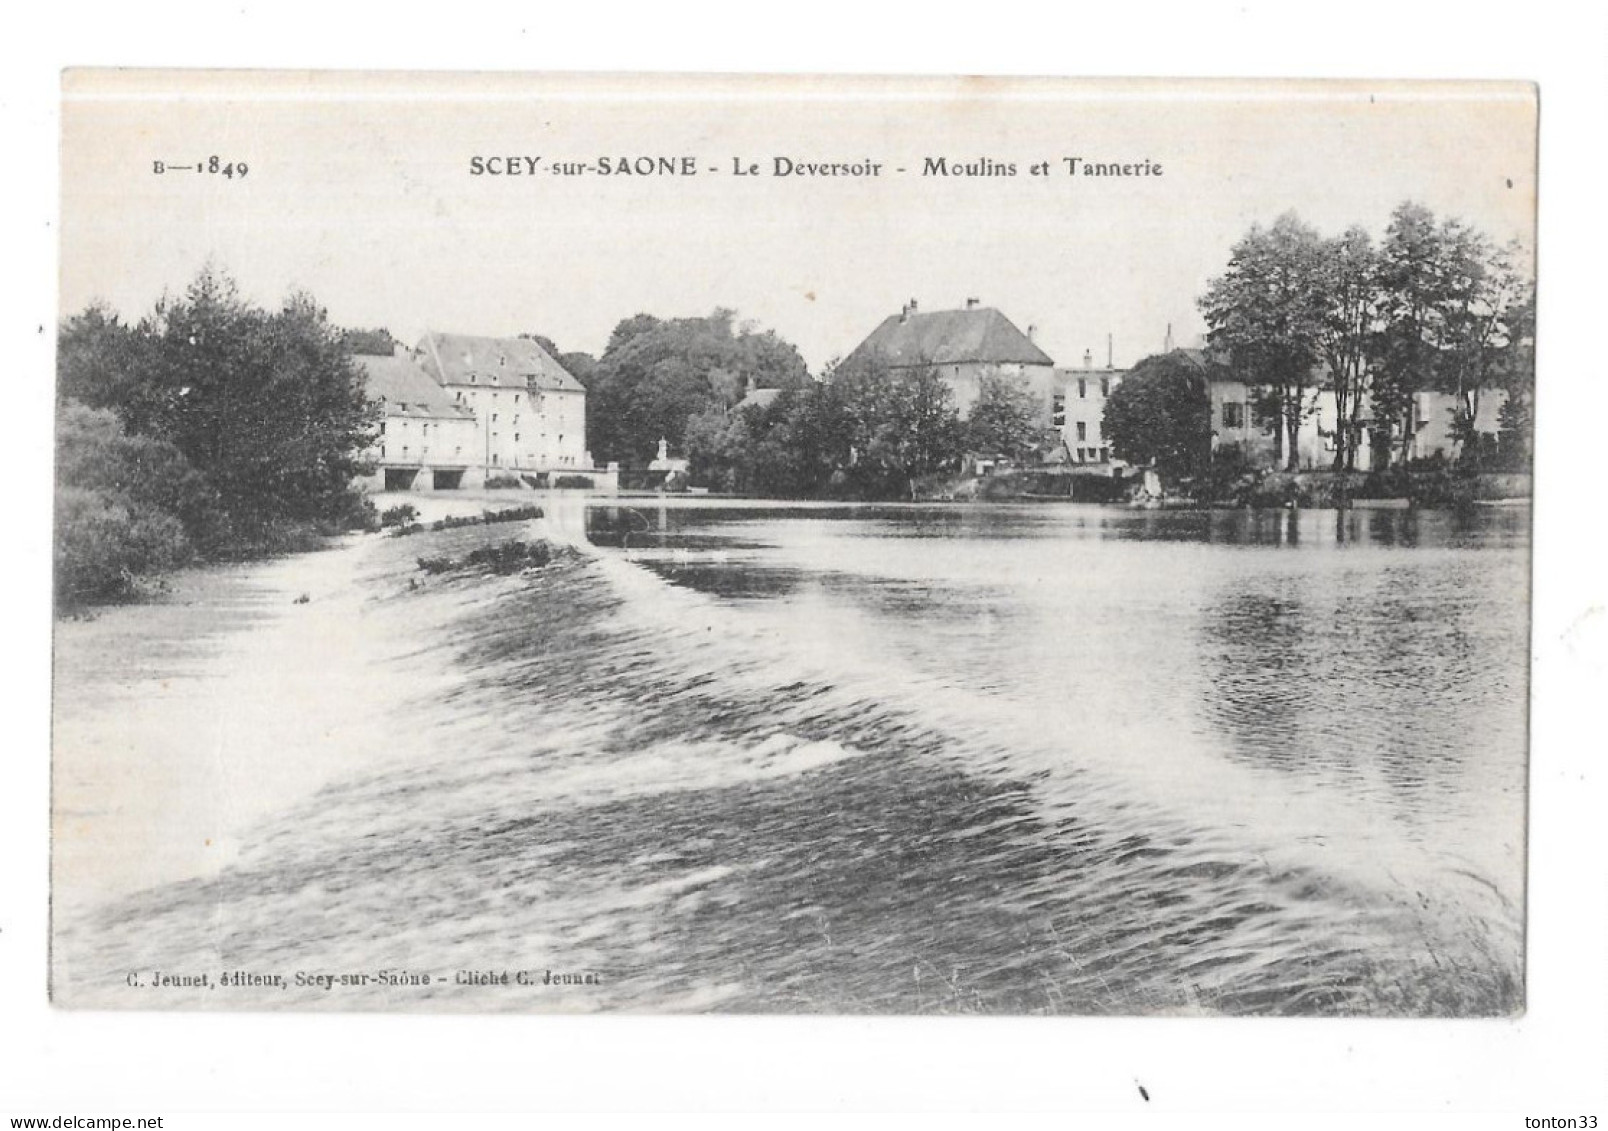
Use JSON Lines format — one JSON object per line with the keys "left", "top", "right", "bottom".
{"left": 52, "top": 71, "right": 1536, "bottom": 1014}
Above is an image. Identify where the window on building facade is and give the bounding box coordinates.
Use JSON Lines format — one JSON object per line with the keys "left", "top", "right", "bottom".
{"left": 1078, "top": 379, "right": 1087, "bottom": 399}
{"left": 1052, "top": 394, "right": 1066, "bottom": 428}
{"left": 1099, "top": 446, "right": 1109, "bottom": 462}
{"left": 1076, "top": 421, "right": 1088, "bottom": 441}
{"left": 1101, "top": 378, "right": 1110, "bottom": 397}
{"left": 1223, "top": 402, "right": 1245, "bottom": 428}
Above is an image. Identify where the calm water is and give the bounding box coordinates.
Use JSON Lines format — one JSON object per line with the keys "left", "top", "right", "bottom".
{"left": 56, "top": 499, "right": 1530, "bottom": 1014}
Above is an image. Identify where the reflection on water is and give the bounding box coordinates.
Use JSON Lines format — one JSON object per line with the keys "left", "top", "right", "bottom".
{"left": 56, "top": 499, "right": 1530, "bottom": 1015}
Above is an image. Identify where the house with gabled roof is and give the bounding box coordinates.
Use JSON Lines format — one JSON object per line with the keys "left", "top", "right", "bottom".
{"left": 356, "top": 349, "right": 480, "bottom": 491}
{"left": 414, "top": 331, "right": 589, "bottom": 478}
{"left": 841, "top": 298, "right": 1057, "bottom": 424}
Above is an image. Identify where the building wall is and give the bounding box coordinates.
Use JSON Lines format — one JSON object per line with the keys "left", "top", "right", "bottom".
{"left": 937, "top": 361, "right": 1057, "bottom": 423}
{"left": 1208, "top": 383, "right": 1508, "bottom": 470}
{"left": 1208, "top": 379, "right": 1280, "bottom": 466}
{"left": 362, "top": 411, "right": 480, "bottom": 491}
{"left": 447, "top": 385, "right": 589, "bottom": 474}
{"left": 1053, "top": 369, "right": 1123, "bottom": 464}
{"left": 1409, "top": 389, "right": 1508, "bottom": 461}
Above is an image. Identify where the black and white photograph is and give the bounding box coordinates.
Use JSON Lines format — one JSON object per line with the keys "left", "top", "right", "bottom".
{"left": 46, "top": 70, "right": 1541, "bottom": 1023}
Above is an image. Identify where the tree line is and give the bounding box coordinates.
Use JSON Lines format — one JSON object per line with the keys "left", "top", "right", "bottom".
{"left": 537, "top": 308, "right": 1049, "bottom": 497}
{"left": 684, "top": 364, "right": 1048, "bottom": 499}
{"left": 1104, "top": 201, "right": 1534, "bottom": 479}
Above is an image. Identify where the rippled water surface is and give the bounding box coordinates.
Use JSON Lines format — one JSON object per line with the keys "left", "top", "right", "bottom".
{"left": 55, "top": 499, "right": 1530, "bottom": 1014}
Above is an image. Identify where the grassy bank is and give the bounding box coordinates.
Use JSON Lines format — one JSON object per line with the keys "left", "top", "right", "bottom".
{"left": 1179, "top": 466, "right": 1532, "bottom": 510}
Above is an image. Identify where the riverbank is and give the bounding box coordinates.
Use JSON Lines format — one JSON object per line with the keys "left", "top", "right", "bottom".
{"left": 910, "top": 466, "right": 1533, "bottom": 509}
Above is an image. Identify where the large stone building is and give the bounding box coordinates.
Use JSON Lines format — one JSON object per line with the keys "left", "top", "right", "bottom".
{"left": 842, "top": 299, "right": 1057, "bottom": 420}
{"left": 356, "top": 332, "right": 591, "bottom": 491}
{"left": 414, "top": 332, "right": 589, "bottom": 476}
{"left": 356, "top": 349, "right": 480, "bottom": 491}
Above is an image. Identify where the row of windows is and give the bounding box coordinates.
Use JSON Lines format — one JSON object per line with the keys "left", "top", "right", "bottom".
{"left": 1073, "top": 446, "right": 1110, "bottom": 463}
{"left": 1074, "top": 378, "right": 1111, "bottom": 399}
{"left": 381, "top": 445, "right": 579, "bottom": 464}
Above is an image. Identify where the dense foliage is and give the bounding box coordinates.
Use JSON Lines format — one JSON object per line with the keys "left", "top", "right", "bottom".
{"left": 54, "top": 404, "right": 212, "bottom": 602}
{"left": 1198, "top": 213, "right": 1328, "bottom": 472}
{"left": 584, "top": 309, "right": 811, "bottom": 466}
{"left": 683, "top": 360, "right": 1008, "bottom": 500}
{"left": 965, "top": 373, "right": 1053, "bottom": 464}
{"left": 1200, "top": 202, "right": 1533, "bottom": 474}
{"left": 1101, "top": 353, "right": 1214, "bottom": 478}
{"left": 55, "top": 268, "right": 380, "bottom": 604}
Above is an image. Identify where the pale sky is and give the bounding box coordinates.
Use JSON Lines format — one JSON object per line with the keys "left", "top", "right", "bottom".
{"left": 60, "top": 73, "right": 1537, "bottom": 373}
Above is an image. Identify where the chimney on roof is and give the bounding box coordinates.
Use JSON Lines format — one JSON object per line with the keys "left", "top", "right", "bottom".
{"left": 1027, "top": 324, "right": 1037, "bottom": 342}
{"left": 1164, "top": 323, "right": 1175, "bottom": 352}
{"left": 966, "top": 297, "right": 980, "bottom": 310}
{"left": 1083, "top": 349, "right": 1094, "bottom": 370}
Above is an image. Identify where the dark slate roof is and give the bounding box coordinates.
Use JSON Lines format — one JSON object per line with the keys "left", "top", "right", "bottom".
{"left": 356, "top": 354, "right": 475, "bottom": 420}
{"left": 416, "top": 332, "right": 585, "bottom": 393}
{"left": 843, "top": 307, "right": 1054, "bottom": 370}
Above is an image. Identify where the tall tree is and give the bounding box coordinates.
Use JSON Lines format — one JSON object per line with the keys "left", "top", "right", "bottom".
{"left": 966, "top": 373, "right": 1050, "bottom": 464}
{"left": 1199, "top": 212, "right": 1328, "bottom": 471}
{"left": 1373, "top": 202, "right": 1530, "bottom": 467}
{"left": 1316, "top": 226, "right": 1379, "bottom": 471}
{"left": 830, "top": 360, "right": 965, "bottom": 498}
{"left": 1101, "top": 352, "right": 1213, "bottom": 479}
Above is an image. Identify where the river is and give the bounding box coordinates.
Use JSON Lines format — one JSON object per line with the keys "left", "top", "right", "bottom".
{"left": 52, "top": 497, "right": 1530, "bottom": 1015}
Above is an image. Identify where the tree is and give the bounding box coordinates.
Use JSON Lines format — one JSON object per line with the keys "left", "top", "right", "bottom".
{"left": 585, "top": 309, "right": 811, "bottom": 464}
{"left": 57, "top": 303, "right": 166, "bottom": 434}
{"left": 1315, "top": 226, "right": 1379, "bottom": 471}
{"left": 57, "top": 266, "right": 379, "bottom": 548}
{"left": 1101, "top": 352, "right": 1213, "bottom": 479}
{"left": 1372, "top": 202, "right": 1530, "bottom": 468}
{"left": 831, "top": 360, "right": 965, "bottom": 497}
{"left": 1199, "top": 212, "right": 1328, "bottom": 471}
{"left": 54, "top": 402, "right": 212, "bottom": 602}
{"left": 1494, "top": 286, "right": 1536, "bottom": 467}
{"left": 966, "top": 372, "right": 1050, "bottom": 463}
{"left": 342, "top": 327, "right": 400, "bottom": 356}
